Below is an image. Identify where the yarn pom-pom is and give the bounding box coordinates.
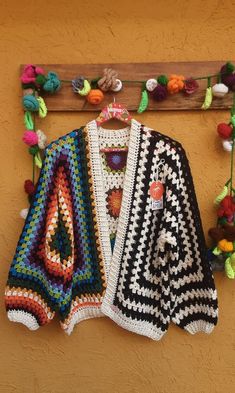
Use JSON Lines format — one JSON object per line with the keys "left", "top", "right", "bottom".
{"left": 22, "top": 130, "right": 38, "bottom": 146}
{"left": 36, "top": 129, "right": 47, "bottom": 149}
{"left": 220, "top": 64, "right": 235, "bottom": 90}
{"left": 157, "top": 75, "right": 168, "bottom": 86}
{"left": 43, "top": 71, "right": 61, "bottom": 93}
{"left": 28, "top": 145, "right": 40, "bottom": 155}
{"left": 35, "top": 66, "right": 45, "bottom": 75}
{"left": 21, "top": 64, "right": 36, "bottom": 84}
{"left": 151, "top": 84, "right": 168, "bottom": 101}
{"left": 35, "top": 74, "right": 47, "bottom": 86}
{"left": 217, "top": 123, "right": 233, "bottom": 139}
{"left": 167, "top": 74, "right": 185, "bottom": 94}
{"left": 222, "top": 140, "right": 233, "bottom": 152}
{"left": 20, "top": 208, "right": 29, "bottom": 219}
{"left": 212, "top": 83, "right": 229, "bottom": 97}
{"left": 24, "top": 179, "right": 36, "bottom": 196}
{"left": 23, "top": 95, "right": 39, "bottom": 111}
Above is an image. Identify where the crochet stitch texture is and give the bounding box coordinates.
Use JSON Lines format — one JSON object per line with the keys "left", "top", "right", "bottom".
{"left": 5, "top": 119, "right": 218, "bottom": 338}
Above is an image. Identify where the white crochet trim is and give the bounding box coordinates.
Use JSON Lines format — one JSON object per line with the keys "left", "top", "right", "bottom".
{"left": 101, "top": 303, "right": 166, "bottom": 340}
{"left": 184, "top": 320, "right": 215, "bottom": 335}
{"left": 7, "top": 310, "right": 39, "bottom": 331}
{"left": 61, "top": 306, "right": 105, "bottom": 335}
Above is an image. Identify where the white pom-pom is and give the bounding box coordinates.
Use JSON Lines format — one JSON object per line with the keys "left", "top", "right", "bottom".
{"left": 20, "top": 208, "right": 29, "bottom": 219}
{"left": 222, "top": 139, "right": 233, "bottom": 152}
{"left": 36, "top": 129, "right": 47, "bottom": 149}
{"left": 111, "top": 79, "right": 122, "bottom": 92}
{"left": 212, "top": 83, "right": 229, "bottom": 97}
{"left": 146, "top": 78, "right": 158, "bottom": 92}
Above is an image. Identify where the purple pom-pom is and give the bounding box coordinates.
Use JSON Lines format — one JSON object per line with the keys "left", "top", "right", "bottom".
{"left": 151, "top": 85, "right": 168, "bottom": 101}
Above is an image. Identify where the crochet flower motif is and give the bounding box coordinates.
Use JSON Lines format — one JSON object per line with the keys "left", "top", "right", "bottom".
{"left": 107, "top": 187, "right": 123, "bottom": 218}
{"left": 105, "top": 151, "right": 127, "bottom": 171}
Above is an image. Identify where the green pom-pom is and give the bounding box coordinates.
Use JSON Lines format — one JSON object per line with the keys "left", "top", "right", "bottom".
{"left": 157, "top": 75, "right": 168, "bottom": 86}
{"left": 28, "top": 145, "right": 39, "bottom": 155}
{"left": 226, "top": 62, "right": 235, "bottom": 73}
{"left": 36, "top": 74, "right": 47, "bottom": 85}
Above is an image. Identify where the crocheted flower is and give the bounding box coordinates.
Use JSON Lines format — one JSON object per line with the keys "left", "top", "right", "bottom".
{"left": 107, "top": 187, "right": 123, "bottom": 218}
{"left": 105, "top": 151, "right": 127, "bottom": 171}
{"left": 183, "top": 78, "right": 199, "bottom": 95}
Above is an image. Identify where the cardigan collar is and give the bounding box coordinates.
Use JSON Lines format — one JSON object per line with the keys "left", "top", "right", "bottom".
{"left": 84, "top": 118, "right": 150, "bottom": 284}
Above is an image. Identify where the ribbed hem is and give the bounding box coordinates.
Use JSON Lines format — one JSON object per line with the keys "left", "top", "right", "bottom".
{"left": 61, "top": 306, "right": 105, "bottom": 335}
{"left": 7, "top": 310, "right": 40, "bottom": 331}
{"left": 101, "top": 304, "right": 166, "bottom": 340}
{"left": 184, "top": 320, "right": 215, "bottom": 335}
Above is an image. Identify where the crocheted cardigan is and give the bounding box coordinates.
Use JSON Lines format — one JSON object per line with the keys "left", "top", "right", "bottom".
{"left": 5, "top": 119, "right": 218, "bottom": 339}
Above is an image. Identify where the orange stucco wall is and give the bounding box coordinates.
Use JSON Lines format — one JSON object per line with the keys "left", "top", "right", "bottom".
{"left": 0, "top": 1, "right": 235, "bottom": 392}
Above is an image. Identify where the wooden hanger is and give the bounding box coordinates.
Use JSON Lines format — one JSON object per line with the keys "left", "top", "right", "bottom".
{"left": 96, "top": 99, "right": 132, "bottom": 153}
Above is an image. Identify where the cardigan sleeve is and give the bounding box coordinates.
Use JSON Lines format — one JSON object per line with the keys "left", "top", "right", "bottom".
{"left": 168, "top": 145, "right": 218, "bottom": 334}
{"left": 5, "top": 146, "right": 63, "bottom": 331}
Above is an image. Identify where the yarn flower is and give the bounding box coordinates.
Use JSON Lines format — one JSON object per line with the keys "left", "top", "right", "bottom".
{"left": 151, "top": 84, "right": 168, "bottom": 101}
{"left": 107, "top": 187, "right": 123, "bottom": 218}
{"left": 36, "top": 129, "right": 47, "bottom": 149}
{"left": 167, "top": 74, "right": 185, "bottom": 94}
{"left": 22, "top": 131, "right": 38, "bottom": 146}
{"left": 183, "top": 77, "right": 199, "bottom": 95}
{"left": 157, "top": 75, "right": 168, "bottom": 86}
{"left": 87, "top": 89, "right": 104, "bottom": 105}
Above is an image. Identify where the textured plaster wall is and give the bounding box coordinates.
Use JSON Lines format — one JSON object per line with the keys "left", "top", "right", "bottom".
{"left": 0, "top": 1, "right": 235, "bottom": 392}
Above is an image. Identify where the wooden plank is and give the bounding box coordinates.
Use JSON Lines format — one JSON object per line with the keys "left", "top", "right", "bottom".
{"left": 21, "top": 62, "right": 235, "bottom": 111}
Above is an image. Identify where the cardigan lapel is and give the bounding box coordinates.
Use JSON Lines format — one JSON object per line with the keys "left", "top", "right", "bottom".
{"left": 85, "top": 119, "right": 143, "bottom": 283}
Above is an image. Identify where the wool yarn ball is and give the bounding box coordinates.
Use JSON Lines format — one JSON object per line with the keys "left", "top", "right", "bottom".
{"left": 43, "top": 71, "right": 61, "bottom": 93}
{"left": 24, "top": 179, "right": 36, "bottom": 196}
{"left": 23, "top": 95, "right": 39, "bottom": 112}
{"left": 36, "top": 129, "right": 47, "bottom": 149}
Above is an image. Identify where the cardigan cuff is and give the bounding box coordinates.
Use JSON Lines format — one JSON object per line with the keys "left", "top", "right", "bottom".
{"left": 184, "top": 320, "right": 215, "bottom": 335}
{"left": 7, "top": 310, "right": 40, "bottom": 331}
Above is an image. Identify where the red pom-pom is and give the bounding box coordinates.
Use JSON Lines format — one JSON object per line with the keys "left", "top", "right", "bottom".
{"left": 217, "top": 123, "right": 233, "bottom": 139}
{"left": 24, "top": 179, "right": 36, "bottom": 196}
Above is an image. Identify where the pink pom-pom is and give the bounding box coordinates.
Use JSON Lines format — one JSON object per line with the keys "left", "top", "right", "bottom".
{"left": 22, "top": 131, "right": 38, "bottom": 146}
{"left": 20, "top": 64, "right": 36, "bottom": 84}
{"left": 35, "top": 66, "right": 45, "bottom": 75}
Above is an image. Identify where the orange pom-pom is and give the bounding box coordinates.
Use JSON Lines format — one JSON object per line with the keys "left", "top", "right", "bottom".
{"left": 167, "top": 74, "right": 185, "bottom": 94}
{"left": 87, "top": 89, "right": 104, "bottom": 105}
